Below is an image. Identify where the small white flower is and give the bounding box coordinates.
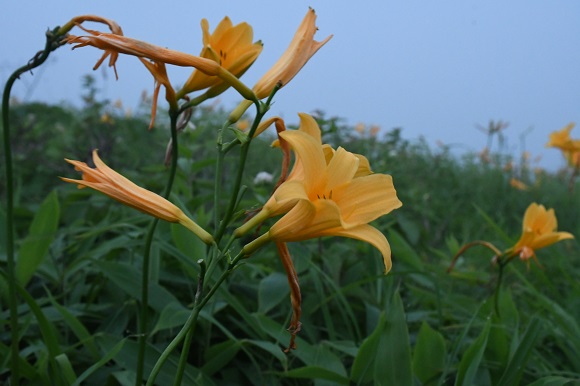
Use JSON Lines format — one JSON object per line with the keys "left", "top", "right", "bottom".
{"left": 254, "top": 171, "right": 274, "bottom": 184}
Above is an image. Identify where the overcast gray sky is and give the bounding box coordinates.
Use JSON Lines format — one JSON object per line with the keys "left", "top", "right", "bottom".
{"left": 2, "top": 1, "right": 579, "bottom": 171}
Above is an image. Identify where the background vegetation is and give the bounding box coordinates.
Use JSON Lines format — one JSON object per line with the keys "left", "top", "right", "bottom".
{"left": 1, "top": 78, "right": 579, "bottom": 385}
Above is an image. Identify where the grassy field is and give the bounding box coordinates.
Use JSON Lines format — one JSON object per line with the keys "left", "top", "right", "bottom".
{"left": 2, "top": 85, "right": 580, "bottom": 386}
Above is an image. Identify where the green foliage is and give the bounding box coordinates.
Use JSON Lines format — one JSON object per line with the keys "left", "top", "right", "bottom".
{"left": 2, "top": 91, "right": 580, "bottom": 385}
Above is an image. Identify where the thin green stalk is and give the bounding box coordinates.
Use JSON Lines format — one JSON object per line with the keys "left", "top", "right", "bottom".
{"left": 494, "top": 261, "right": 506, "bottom": 316}
{"left": 173, "top": 260, "right": 206, "bottom": 386}
{"left": 213, "top": 123, "right": 227, "bottom": 235}
{"left": 135, "top": 110, "right": 180, "bottom": 386}
{"left": 147, "top": 252, "right": 245, "bottom": 386}
{"left": 2, "top": 27, "right": 67, "bottom": 385}
{"left": 214, "top": 103, "right": 267, "bottom": 242}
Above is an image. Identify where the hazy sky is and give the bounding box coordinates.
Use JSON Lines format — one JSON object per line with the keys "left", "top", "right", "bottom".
{"left": 2, "top": 1, "right": 579, "bottom": 171}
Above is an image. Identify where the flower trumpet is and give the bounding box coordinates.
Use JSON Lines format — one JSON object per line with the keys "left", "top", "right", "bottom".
{"left": 61, "top": 150, "right": 213, "bottom": 244}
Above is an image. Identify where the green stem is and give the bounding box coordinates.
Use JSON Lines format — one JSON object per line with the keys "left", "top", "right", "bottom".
{"left": 135, "top": 110, "right": 180, "bottom": 386}
{"left": 173, "top": 260, "right": 206, "bottom": 386}
{"left": 214, "top": 102, "right": 267, "bottom": 243}
{"left": 147, "top": 252, "right": 245, "bottom": 386}
{"left": 213, "top": 122, "right": 228, "bottom": 235}
{"left": 2, "top": 27, "right": 67, "bottom": 385}
{"left": 493, "top": 261, "right": 505, "bottom": 316}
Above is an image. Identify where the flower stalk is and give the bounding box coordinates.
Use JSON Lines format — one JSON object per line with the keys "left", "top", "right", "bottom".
{"left": 2, "top": 26, "right": 68, "bottom": 385}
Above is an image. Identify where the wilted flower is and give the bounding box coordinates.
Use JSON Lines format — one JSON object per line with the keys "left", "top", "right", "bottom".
{"left": 505, "top": 203, "right": 573, "bottom": 268}
{"left": 61, "top": 150, "right": 213, "bottom": 244}
{"left": 58, "top": 15, "right": 124, "bottom": 78}
{"left": 67, "top": 29, "right": 256, "bottom": 121}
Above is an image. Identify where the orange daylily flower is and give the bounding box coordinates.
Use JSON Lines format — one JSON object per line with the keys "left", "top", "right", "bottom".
{"left": 238, "top": 113, "right": 402, "bottom": 273}
{"left": 509, "top": 178, "right": 529, "bottom": 191}
{"left": 61, "top": 150, "right": 213, "bottom": 244}
{"left": 178, "top": 17, "right": 263, "bottom": 98}
{"left": 252, "top": 8, "right": 332, "bottom": 100}
{"left": 505, "top": 203, "right": 573, "bottom": 268}
{"left": 546, "top": 123, "right": 580, "bottom": 152}
{"left": 67, "top": 30, "right": 256, "bottom": 101}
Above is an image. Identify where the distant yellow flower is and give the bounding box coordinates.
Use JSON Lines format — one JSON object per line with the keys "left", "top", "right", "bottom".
{"left": 179, "top": 17, "right": 263, "bottom": 97}
{"left": 546, "top": 123, "right": 580, "bottom": 152}
{"left": 509, "top": 178, "right": 529, "bottom": 191}
{"left": 61, "top": 150, "right": 213, "bottom": 244}
{"left": 369, "top": 125, "right": 380, "bottom": 137}
{"left": 236, "top": 119, "right": 250, "bottom": 131}
{"left": 564, "top": 150, "right": 580, "bottom": 169}
{"left": 354, "top": 123, "right": 365, "bottom": 134}
{"left": 252, "top": 8, "right": 332, "bottom": 100}
{"left": 506, "top": 203, "right": 573, "bottom": 268}
{"left": 238, "top": 114, "right": 402, "bottom": 272}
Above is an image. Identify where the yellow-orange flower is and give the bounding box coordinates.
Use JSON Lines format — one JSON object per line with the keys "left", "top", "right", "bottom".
{"left": 67, "top": 31, "right": 256, "bottom": 102}
{"left": 506, "top": 203, "right": 573, "bottom": 267}
{"left": 61, "top": 150, "right": 213, "bottom": 244}
{"left": 238, "top": 114, "right": 402, "bottom": 272}
{"left": 179, "top": 17, "right": 263, "bottom": 97}
{"left": 546, "top": 123, "right": 580, "bottom": 152}
{"left": 509, "top": 178, "right": 529, "bottom": 191}
{"left": 252, "top": 8, "right": 332, "bottom": 100}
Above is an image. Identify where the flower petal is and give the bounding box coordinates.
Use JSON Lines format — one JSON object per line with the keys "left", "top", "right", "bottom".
{"left": 327, "top": 224, "right": 393, "bottom": 273}
{"left": 332, "top": 174, "right": 402, "bottom": 225}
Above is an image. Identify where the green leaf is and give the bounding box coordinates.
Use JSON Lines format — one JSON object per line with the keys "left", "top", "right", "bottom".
{"left": 16, "top": 190, "right": 60, "bottom": 285}
{"left": 152, "top": 302, "right": 190, "bottom": 334}
{"left": 386, "top": 229, "right": 423, "bottom": 271}
{"left": 96, "top": 333, "right": 216, "bottom": 386}
{"left": 47, "top": 292, "right": 100, "bottom": 360}
{"left": 527, "top": 376, "right": 577, "bottom": 386}
{"left": 258, "top": 272, "right": 289, "bottom": 313}
{"left": 497, "top": 317, "right": 542, "bottom": 386}
{"left": 72, "top": 337, "right": 128, "bottom": 386}
{"left": 283, "top": 366, "right": 350, "bottom": 384}
{"left": 171, "top": 222, "right": 206, "bottom": 268}
{"left": 202, "top": 340, "right": 242, "bottom": 376}
{"left": 17, "top": 284, "right": 62, "bottom": 376}
{"left": 55, "top": 353, "right": 78, "bottom": 384}
{"left": 252, "top": 313, "right": 347, "bottom": 377}
{"left": 413, "top": 322, "right": 447, "bottom": 384}
{"left": 95, "top": 260, "right": 179, "bottom": 312}
{"left": 455, "top": 319, "right": 491, "bottom": 386}
{"left": 351, "top": 291, "right": 413, "bottom": 385}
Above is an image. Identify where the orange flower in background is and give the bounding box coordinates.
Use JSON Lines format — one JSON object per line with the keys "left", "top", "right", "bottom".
{"left": 252, "top": 8, "right": 333, "bottom": 99}
{"left": 510, "top": 178, "right": 529, "bottom": 191}
{"left": 505, "top": 203, "right": 573, "bottom": 268}
{"left": 179, "top": 17, "right": 263, "bottom": 97}
{"left": 61, "top": 150, "right": 214, "bottom": 244}
{"left": 238, "top": 114, "right": 402, "bottom": 273}
{"left": 546, "top": 123, "right": 580, "bottom": 152}
{"left": 564, "top": 150, "right": 580, "bottom": 169}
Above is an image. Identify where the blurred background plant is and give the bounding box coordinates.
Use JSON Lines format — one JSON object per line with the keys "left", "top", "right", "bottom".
{"left": 1, "top": 75, "right": 579, "bottom": 384}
